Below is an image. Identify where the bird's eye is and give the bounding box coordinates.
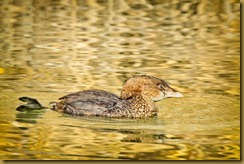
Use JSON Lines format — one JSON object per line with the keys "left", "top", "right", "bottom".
{"left": 158, "top": 84, "right": 165, "bottom": 91}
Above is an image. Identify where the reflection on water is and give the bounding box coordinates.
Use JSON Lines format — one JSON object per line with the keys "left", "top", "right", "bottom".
{"left": 0, "top": 92, "right": 240, "bottom": 160}
{"left": 0, "top": 0, "right": 240, "bottom": 160}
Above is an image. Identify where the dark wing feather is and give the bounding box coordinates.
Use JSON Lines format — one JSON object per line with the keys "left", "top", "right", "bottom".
{"left": 54, "top": 89, "right": 120, "bottom": 116}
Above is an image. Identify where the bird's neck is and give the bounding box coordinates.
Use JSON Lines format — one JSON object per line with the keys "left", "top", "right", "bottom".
{"left": 126, "top": 94, "right": 157, "bottom": 118}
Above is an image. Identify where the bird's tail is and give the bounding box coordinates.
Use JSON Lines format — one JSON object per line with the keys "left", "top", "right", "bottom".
{"left": 16, "top": 97, "right": 47, "bottom": 112}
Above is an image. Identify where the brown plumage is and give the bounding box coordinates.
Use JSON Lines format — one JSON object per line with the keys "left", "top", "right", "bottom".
{"left": 51, "top": 75, "right": 183, "bottom": 118}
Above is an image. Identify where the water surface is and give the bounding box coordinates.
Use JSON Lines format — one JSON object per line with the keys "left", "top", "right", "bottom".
{"left": 0, "top": 0, "right": 240, "bottom": 160}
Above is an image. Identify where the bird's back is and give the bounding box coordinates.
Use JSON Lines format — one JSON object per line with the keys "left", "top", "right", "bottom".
{"left": 52, "top": 89, "right": 121, "bottom": 116}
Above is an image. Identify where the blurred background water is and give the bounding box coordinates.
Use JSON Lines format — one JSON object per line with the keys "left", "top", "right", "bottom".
{"left": 0, "top": 0, "right": 240, "bottom": 160}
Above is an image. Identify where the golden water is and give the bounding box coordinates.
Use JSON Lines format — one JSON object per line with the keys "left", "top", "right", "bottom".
{"left": 0, "top": 0, "right": 240, "bottom": 160}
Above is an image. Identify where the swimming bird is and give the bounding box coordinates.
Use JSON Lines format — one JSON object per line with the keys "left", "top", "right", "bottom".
{"left": 17, "top": 75, "right": 183, "bottom": 118}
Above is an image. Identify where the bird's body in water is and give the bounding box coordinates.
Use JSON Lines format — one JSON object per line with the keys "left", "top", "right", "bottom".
{"left": 16, "top": 75, "right": 183, "bottom": 118}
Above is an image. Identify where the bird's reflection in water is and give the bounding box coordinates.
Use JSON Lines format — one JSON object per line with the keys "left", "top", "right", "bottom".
{"left": 15, "top": 109, "right": 46, "bottom": 124}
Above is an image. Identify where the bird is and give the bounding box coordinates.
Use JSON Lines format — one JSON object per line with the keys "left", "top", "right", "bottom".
{"left": 16, "top": 75, "right": 183, "bottom": 118}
